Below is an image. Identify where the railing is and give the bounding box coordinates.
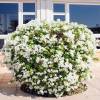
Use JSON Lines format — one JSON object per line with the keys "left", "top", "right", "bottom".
{"left": 94, "top": 34, "right": 100, "bottom": 38}
{"left": 0, "top": 35, "right": 8, "bottom": 39}
{"left": 0, "top": 35, "right": 8, "bottom": 49}
{"left": 94, "top": 33, "right": 100, "bottom": 52}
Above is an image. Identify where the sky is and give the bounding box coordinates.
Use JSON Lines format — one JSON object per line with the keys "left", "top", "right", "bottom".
{"left": 70, "top": 5, "right": 100, "bottom": 28}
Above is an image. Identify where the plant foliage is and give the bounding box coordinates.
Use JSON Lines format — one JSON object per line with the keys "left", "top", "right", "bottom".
{"left": 4, "top": 21, "right": 95, "bottom": 97}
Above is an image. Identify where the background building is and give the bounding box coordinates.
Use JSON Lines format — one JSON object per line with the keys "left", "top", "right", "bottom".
{"left": 0, "top": 0, "right": 100, "bottom": 49}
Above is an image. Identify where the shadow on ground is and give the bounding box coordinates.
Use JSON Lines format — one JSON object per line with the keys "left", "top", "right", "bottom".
{"left": 0, "top": 83, "right": 37, "bottom": 100}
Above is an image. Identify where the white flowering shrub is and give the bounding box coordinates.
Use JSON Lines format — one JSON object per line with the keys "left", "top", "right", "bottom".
{"left": 4, "top": 21, "right": 95, "bottom": 97}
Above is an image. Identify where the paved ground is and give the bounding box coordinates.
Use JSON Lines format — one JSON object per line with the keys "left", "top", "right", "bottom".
{"left": 0, "top": 52, "right": 100, "bottom": 100}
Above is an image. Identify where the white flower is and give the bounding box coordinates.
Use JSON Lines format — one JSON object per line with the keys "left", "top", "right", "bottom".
{"left": 33, "top": 45, "right": 42, "bottom": 53}
{"left": 54, "top": 57, "right": 59, "bottom": 62}
{"left": 49, "top": 78, "right": 55, "bottom": 82}
{"left": 29, "top": 85, "right": 33, "bottom": 90}
{"left": 36, "top": 57, "right": 41, "bottom": 63}
{"left": 80, "top": 33, "right": 85, "bottom": 40}
{"left": 37, "top": 80, "right": 40, "bottom": 84}
{"left": 23, "top": 35, "right": 29, "bottom": 42}
{"left": 62, "top": 25, "right": 69, "bottom": 31}
{"left": 65, "top": 62, "right": 72, "bottom": 70}
{"left": 70, "top": 50, "right": 75, "bottom": 57}
{"left": 66, "top": 87, "right": 71, "bottom": 91}
{"left": 50, "top": 35, "right": 57, "bottom": 43}
{"left": 47, "top": 69, "right": 51, "bottom": 73}
{"left": 77, "top": 41, "right": 83, "bottom": 46}
{"left": 41, "top": 58, "right": 48, "bottom": 67}
{"left": 48, "top": 89, "right": 52, "bottom": 94}
{"left": 39, "top": 90, "right": 44, "bottom": 95}
{"left": 67, "top": 72, "right": 78, "bottom": 84}
{"left": 63, "top": 31, "right": 74, "bottom": 38}
{"left": 56, "top": 51, "right": 63, "bottom": 57}
{"left": 55, "top": 92, "right": 63, "bottom": 98}
{"left": 64, "top": 45, "right": 67, "bottom": 49}
{"left": 58, "top": 58, "right": 64, "bottom": 67}
{"left": 41, "top": 34, "right": 50, "bottom": 43}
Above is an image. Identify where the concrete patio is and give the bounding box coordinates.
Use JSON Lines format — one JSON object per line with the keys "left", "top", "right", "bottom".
{"left": 0, "top": 52, "right": 100, "bottom": 100}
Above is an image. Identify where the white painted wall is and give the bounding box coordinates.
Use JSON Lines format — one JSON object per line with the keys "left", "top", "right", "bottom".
{"left": 1, "top": 0, "right": 98, "bottom": 3}
{"left": 53, "top": 0, "right": 100, "bottom": 3}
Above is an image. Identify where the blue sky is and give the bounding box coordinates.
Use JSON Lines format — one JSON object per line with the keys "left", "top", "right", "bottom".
{"left": 70, "top": 5, "right": 100, "bottom": 28}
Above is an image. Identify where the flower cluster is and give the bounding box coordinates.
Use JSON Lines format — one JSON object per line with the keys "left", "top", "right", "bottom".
{"left": 3, "top": 21, "right": 95, "bottom": 97}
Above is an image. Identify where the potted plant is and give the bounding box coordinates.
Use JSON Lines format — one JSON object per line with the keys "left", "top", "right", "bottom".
{"left": 3, "top": 21, "right": 95, "bottom": 97}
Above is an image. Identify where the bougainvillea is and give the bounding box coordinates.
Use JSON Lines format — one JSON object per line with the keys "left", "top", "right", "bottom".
{"left": 3, "top": 21, "right": 95, "bottom": 97}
